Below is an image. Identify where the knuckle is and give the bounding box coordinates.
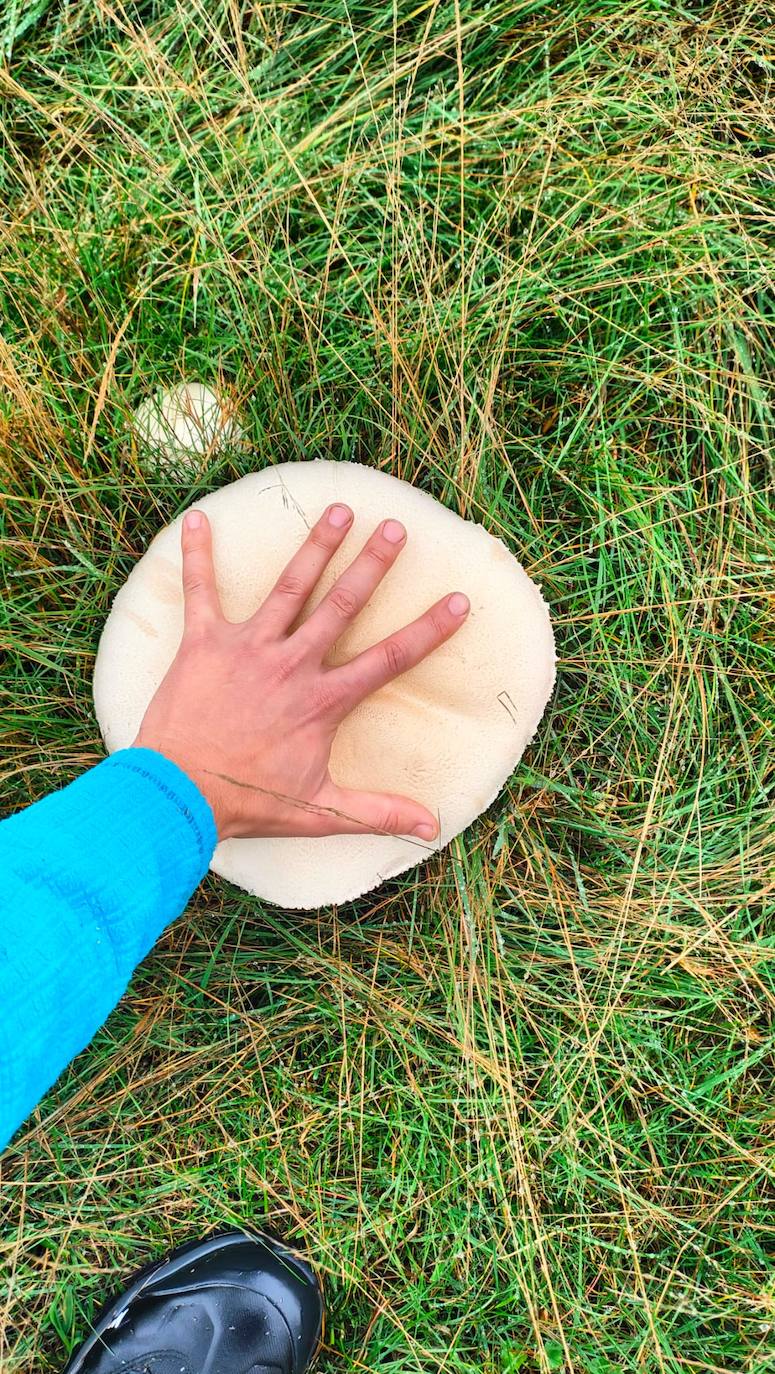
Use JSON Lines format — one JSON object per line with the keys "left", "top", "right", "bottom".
{"left": 183, "top": 570, "right": 207, "bottom": 596}
{"left": 328, "top": 586, "right": 359, "bottom": 620}
{"left": 312, "top": 676, "right": 342, "bottom": 717}
{"left": 378, "top": 807, "right": 401, "bottom": 834}
{"left": 272, "top": 649, "right": 302, "bottom": 683}
{"left": 429, "top": 612, "right": 449, "bottom": 640}
{"left": 382, "top": 638, "right": 407, "bottom": 676}
{"left": 366, "top": 542, "right": 389, "bottom": 568}
{"left": 275, "top": 572, "right": 306, "bottom": 598}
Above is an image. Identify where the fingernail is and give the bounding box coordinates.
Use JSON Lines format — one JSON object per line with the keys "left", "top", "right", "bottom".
{"left": 412, "top": 822, "right": 437, "bottom": 840}
{"left": 185, "top": 510, "right": 202, "bottom": 531}
{"left": 448, "top": 592, "right": 470, "bottom": 616}
{"left": 382, "top": 519, "right": 406, "bottom": 544}
{"left": 328, "top": 504, "right": 352, "bottom": 527}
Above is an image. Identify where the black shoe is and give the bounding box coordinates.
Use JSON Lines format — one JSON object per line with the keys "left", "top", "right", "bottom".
{"left": 62, "top": 1228, "right": 324, "bottom": 1374}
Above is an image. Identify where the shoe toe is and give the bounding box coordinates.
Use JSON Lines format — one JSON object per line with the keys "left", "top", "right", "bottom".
{"left": 63, "top": 1230, "right": 323, "bottom": 1374}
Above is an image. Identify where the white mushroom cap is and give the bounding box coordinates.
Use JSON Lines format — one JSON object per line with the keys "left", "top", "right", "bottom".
{"left": 132, "top": 382, "right": 242, "bottom": 468}
{"left": 93, "top": 461, "right": 556, "bottom": 909}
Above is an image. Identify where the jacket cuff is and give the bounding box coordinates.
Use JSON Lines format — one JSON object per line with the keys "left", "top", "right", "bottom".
{"left": 101, "top": 747, "right": 218, "bottom": 873}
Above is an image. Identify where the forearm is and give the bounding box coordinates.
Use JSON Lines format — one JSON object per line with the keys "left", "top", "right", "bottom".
{"left": 0, "top": 748, "right": 216, "bottom": 1151}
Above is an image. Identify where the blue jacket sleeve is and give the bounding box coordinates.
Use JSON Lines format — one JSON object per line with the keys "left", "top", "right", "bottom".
{"left": 0, "top": 747, "right": 217, "bottom": 1152}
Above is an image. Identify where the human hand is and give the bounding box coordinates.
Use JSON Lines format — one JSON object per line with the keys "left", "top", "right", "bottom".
{"left": 133, "top": 504, "right": 470, "bottom": 842}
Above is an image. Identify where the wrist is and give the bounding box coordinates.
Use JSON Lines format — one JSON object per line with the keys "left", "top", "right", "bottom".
{"left": 130, "top": 735, "right": 229, "bottom": 841}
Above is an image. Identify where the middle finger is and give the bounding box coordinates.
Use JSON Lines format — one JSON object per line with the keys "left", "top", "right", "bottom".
{"left": 296, "top": 518, "right": 407, "bottom": 655}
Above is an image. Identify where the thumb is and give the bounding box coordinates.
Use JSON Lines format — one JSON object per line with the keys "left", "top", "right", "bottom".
{"left": 318, "top": 782, "right": 439, "bottom": 842}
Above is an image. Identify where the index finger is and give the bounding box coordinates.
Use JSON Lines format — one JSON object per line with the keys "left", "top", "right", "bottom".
{"left": 331, "top": 591, "right": 470, "bottom": 712}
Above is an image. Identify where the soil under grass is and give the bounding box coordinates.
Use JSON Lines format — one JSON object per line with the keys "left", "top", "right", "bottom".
{"left": 1, "top": 3, "right": 773, "bottom": 1371}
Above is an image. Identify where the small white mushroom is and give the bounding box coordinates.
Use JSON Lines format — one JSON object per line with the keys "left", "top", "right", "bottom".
{"left": 93, "top": 461, "right": 556, "bottom": 908}
{"left": 132, "top": 382, "right": 243, "bottom": 468}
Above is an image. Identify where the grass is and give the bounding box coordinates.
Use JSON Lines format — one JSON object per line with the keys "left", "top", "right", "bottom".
{"left": 0, "top": 0, "right": 773, "bottom": 1370}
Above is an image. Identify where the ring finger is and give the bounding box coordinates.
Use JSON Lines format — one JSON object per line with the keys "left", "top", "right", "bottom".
{"left": 252, "top": 503, "right": 353, "bottom": 635}
{"left": 297, "top": 518, "right": 407, "bottom": 656}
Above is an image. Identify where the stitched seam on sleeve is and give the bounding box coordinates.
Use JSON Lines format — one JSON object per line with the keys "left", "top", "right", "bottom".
{"left": 106, "top": 757, "right": 213, "bottom": 867}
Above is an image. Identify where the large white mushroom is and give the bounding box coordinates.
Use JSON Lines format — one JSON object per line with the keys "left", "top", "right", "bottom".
{"left": 93, "top": 461, "right": 555, "bottom": 908}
